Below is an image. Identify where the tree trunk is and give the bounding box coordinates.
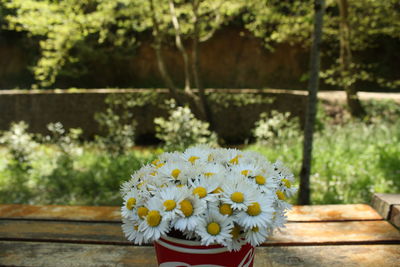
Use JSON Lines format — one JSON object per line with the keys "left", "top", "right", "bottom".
{"left": 337, "top": 0, "right": 366, "bottom": 118}
{"left": 191, "top": 0, "right": 215, "bottom": 129}
{"left": 149, "top": 0, "right": 182, "bottom": 106}
{"left": 167, "top": 0, "right": 207, "bottom": 121}
{"left": 299, "top": 0, "right": 325, "bottom": 205}
{"left": 168, "top": 0, "right": 192, "bottom": 94}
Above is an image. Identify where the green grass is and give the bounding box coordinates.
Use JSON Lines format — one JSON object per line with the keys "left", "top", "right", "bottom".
{"left": 1, "top": 99, "right": 399, "bottom": 206}
{"left": 0, "top": 145, "right": 156, "bottom": 206}
{"left": 248, "top": 119, "right": 400, "bottom": 204}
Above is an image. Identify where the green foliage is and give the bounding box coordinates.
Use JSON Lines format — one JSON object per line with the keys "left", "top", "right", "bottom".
{"left": 0, "top": 121, "right": 39, "bottom": 203}
{"left": 154, "top": 100, "right": 218, "bottom": 151}
{"left": 0, "top": 121, "right": 37, "bottom": 168}
{"left": 208, "top": 92, "right": 275, "bottom": 109}
{"left": 0, "top": 120, "right": 155, "bottom": 205}
{"left": 249, "top": 99, "right": 400, "bottom": 204}
{"left": 1, "top": 0, "right": 244, "bottom": 88}
{"left": 0, "top": 99, "right": 398, "bottom": 205}
{"left": 253, "top": 110, "right": 301, "bottom": 146}
{"left": 244, "top": 0, "right": 400, "bottom": 89}
{"left": 94, "top": 94, "right": 137, "bottom": 156}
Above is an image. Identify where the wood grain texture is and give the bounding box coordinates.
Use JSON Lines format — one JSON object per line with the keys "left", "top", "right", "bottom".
{"left": 0, "top": 204, "right": 120, "bottom": 222}
{"left": 391, "top": 205, "right": 400, "bottom": 229}
{"left": 0, "top": 204, "right": 382, "bottom": 222}
{"left": 372, "top": 193, "right": 400, "bottom": 220}
{"left": 1, "top": 241, "right": 399, "bottom": 267}
{"left": 1, "top": 220, "right": 399, "bottom": 245}
{"left": 287, "top": 204, "right": 382, "bottom": 222}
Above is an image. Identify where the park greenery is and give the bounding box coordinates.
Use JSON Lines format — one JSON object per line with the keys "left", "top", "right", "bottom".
{"left": 0, "top": 99, "right": 399, "bottom": 205}
{"left": 0, "top": 1, "right": 399, "bottom": 206}
{"left": 1, "top": 0, "right": 399, "bottom": 118}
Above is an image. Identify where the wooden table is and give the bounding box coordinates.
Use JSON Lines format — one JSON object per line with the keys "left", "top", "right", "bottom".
{"left": 1, "top": 203, "right": 399, "bottom": 266}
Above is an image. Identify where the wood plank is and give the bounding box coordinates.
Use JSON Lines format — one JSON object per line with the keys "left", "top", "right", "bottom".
{"left": 391, "top": 205, "right": 400, "bottom": 229}
{"left": 372, "top": 193, "right": 400, "bottom": 220}
{"left": 267, "top": 221, "right": 400, "bottom": 245}
{"left": 0, "top": 204, "right": 382, "bottom": 222}
{"left": 1, "top": 241, "right": 399, "bottom": 267}
{"left": 287, "top": 204, "right": 382, "bottom": 222}
{"left": 1, "top": 220, "right": 399, "bottom": 245}
{"left": 0, "top": 204, "right": 120, "bottom": 222}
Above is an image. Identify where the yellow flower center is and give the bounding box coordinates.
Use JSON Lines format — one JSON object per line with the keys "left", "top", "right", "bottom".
{"left": 180, "top": 199, "right": 194, "bottom": 217}
{"left": 207, "top": 222, "right": 221, "bottom": 236}
{"left": 229, "top": 155, "right": 241, "bottom": 165}
{"left": 137, "top": 206, "right": 149, "bottom": 219}
{"left": 204, "top": 172, "right": 215, "bottom": 177}
{"left": 150, "top": 171, "right": 157, "bottom": 176}
{"left": 134, "top": 225, "right": 139, "bottom": 231}
{"left": 276, "top": 190, "right": 286, "bottom": 200}
{"left": 212, "top": 187, "right": 223, "bottom": 194}
{"left": 282, "top": 179, "right": 291, "bottom": 188}
{"left": 163, "top": 200, "right": 176, "bottom": 211}
{"left": 171, "top": 169, "right": 181, "bottom": 179}
{"left": 151, "top": 159, "right": 160, "bottom": 165}
{"left": 219, "top": 203, "right": 233, "bottom": 216}
{"left": 193, "top": 187, "right": 207, "bottom": 198}
{"left": 231, "top": 225, "right": 241, "bottom": 239}
{"left": 155, "top": 163, "right": 165, "bottom": 169}
{"left": 126, "top": 197, "right": 136, "bottom": 210}
{"left": 241, "top": 170, "right": 250, "bottom": 176}
{"left": 207, "top": 154, "right": 214, "bottom": 162}
{"left": 188, "top": 156, "right": 200, "bottom": 164}
{"left": 230, "top": 192, "right": 244, "bottom": 203}
{"left": 137, "top": 182, "right": 144, "bottom": 188}
{"left": 255, "top": 175, "right": 266, "bottom": 185}
{"left": 247, "top": 202, "right": 261, "bottom": 216}
{"left": 252, "top": 226, "right": 259, "bottom": 232}
{"left": 146, "top": 210, "right": 161, "bottom": 227}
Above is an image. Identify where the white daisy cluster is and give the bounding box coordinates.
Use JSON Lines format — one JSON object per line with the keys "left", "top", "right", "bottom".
{"left": 121, "top": 145, "right": 296, "bottom": 251}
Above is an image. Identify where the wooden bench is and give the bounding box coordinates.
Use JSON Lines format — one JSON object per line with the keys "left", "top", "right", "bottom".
{"left": 1, "top": 202, "right": 400, "bottom": 266}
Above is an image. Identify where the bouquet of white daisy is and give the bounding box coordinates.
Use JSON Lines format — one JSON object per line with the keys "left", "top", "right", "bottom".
{"left": 120, "top": 146, "right": 296, "bottom": 251}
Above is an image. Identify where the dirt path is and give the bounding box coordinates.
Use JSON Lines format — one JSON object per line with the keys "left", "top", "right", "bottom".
{"left": 318, "top": 91, "right": 400, "bottom": 103}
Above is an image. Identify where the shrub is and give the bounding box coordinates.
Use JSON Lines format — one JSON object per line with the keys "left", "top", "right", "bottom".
{"left": 154, "top": 100, "right": 218, "bottom": 151}
{"left": 95, "top": 95, "right": 137, "bottom": 155}
{"left": 253, "top": 110, "right": 301, "bottom": 145}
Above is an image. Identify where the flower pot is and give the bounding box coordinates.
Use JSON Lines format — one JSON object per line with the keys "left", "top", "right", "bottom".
{"left": 154, "top": 235, "right": 255, "bottom": 267}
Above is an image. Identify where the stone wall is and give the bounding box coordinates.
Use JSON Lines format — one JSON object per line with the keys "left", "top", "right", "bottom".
{"left": 0, "top": 89, "right": 307, "bottom": 144}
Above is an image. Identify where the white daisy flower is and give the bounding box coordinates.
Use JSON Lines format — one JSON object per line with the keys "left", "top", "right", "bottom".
{"left": 121, "top": 189, "right": 141, "bottom": 219}
{"left": 271, "top": 210, "right": 288, "bottom": 229}
{"left": 200, "top": 163, "right": 225, "bottom": 179}
{"left": 226, "top": 223, "right": 246, "bottom": 251}
{"left": 231, "top": 162, "right": 260, "bottom": 179}
{"left": 241, "top": 151, "right": 269, "bottom": 166}
{"left": 158, "top": 151, "right": 182, "bottom": 163}
{"left": 274, "top": 192, "right": 293, "bottom": 211}
{"left": 157, "top": 161, "right": 191, "bottom": 185}
{"left": 244, "top": 225, "right": 268, "bottom": 246}
{"left": 195, "top": 211, "right": 234, "bottom": 246}
{"left": 209, "top": 200, "right": 237, "bottom": 218}
{"left": 181, "top": 146, "right": 212, "bottom": 165}
{"left": 220, "top": 176, "right": 256, "bottom": 211}
{"left": 217, "top": 148, "right": 243, "bottom": 165}
{"left": 156, "top": 186, "right": 185, "bottom": 220}
{"left": 139, "top": 198, "right": 170, "bottom": 242}
{"left": 174, "top": 195, "right": 206, "bottom": 232}
{"left": 235, "top": 194, "right": 274, "bottom": 229}
{"left": 120, "top": 165, "right": 153, "bottom": 196}
{"left": 121, "top": 218, "right": 145, "bottom": 245}
{"left": 188, "top": 176, "right": 220, "bottom": 201}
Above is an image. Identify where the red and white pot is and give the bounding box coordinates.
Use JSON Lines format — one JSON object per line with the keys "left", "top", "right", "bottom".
{"left": 154, "top": 236, "right": 255, "bottom": 267}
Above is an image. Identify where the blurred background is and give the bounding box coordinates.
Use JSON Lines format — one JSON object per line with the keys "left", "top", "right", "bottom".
{"left": 0, "top": 0, "right": 399, "bottom": 206}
